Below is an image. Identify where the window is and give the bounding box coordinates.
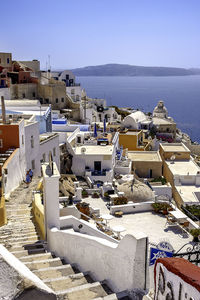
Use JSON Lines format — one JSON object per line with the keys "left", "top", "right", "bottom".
{"left": 31, "top": 135, "right": 34, "bottom": 148}
{"left": 45, "top": 98, "right": 49, "bottom": 104}
{"left": 56, "top": 98, "right": 58, "bottom": 103}
{"left": 0, "top": 139, "right": 3, "bottom": 148}
{"left": 22, "top": 93, "right": 25, "bottom": 98}
{"left": 31, "top": 160, "right": 35, "bottom": 170}
{"left": 22, "top": 135, "right": 24, "bottom": 145}
{"left": 53, "top": 147, "right": 56, "bottom": 156}
{"left": 32, "top": 92, "right": 35, "bottom": 98}
{"left": 61, "top": 97, "right": 64, "bottom": 102}
{"left": 7, "top": 58, "right": 9, "bottom": 64}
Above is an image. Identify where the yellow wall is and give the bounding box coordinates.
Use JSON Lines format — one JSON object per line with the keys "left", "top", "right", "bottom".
{"left": 132, "top": 160, "right": 162, "bottom": 178}
{"left": 159, "top": 146, "right": 190, "bottom": 161}
{"left": 163, "top": 160, "right": 183, "bottom": 208}
{"left": 119, "top": 131, "right": 151, "bottom": 151}
{"left": 0, "top": 196, "right": 7, "bottom": 227}
{"left": 32, "top": 193, "right": 45, "bottom": 239}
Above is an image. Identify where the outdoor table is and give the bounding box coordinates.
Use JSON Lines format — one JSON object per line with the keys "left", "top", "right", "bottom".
{"left": 170, "top": 210, "right": 187, "bottom": 222}
{"left": 112, "top": 225, "right": 126, "bottom": 239}
{"left": 101, "top": 214, "right": 113, "bottom": 226}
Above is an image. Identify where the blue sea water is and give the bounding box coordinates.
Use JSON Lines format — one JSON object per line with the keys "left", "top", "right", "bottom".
{"left": 77, "top": 76, "right": 200, "bottom": 143}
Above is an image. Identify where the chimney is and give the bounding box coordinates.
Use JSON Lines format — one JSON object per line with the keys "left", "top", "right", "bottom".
{"left": 1, "top": 96, "right": 6, "bottom": 124}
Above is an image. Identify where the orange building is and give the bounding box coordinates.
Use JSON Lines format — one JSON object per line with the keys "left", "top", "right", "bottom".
{"left": 0, "top": 123, "right": 20, "bottom": 153}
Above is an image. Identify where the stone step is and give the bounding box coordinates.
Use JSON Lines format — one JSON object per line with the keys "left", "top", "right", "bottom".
{"left": 0, "top": 223, "right": 36, "bottom": 230}
{"left": 0, "top": 226, "right": 37, "bottom": 233}
{"left": 5, "top": 221, "right": 35, "bottom": 227}
{"left": 19, "top": 252, "right": 53, "bottom": 263}
{"left": 7, "top": 208, "right": 31, "bottom": 214}
{"left": 44, "top": 272, "right": 91, "bottom": 292}
{"left": 11, "top": 250, "right": 29, "bottom": 258}
{"left": 7, "top": 215, "right": 32, "bottom": 220}
{"left": 93, "top": 295, "right": 118, "bottom": 300}
{"left": 8, "top": 242, "right": 45, "bottom": 253}
{"left": 24, "top": 257, "right": 63, "bottom": 271}
{"left": 0, "top": 234, "right": 39, "bottom": 243}
{"left": 6, "top": 204, "right": 31, "bottom": 209}
{"left": 33, "top": 265, "right": 75, "bottom": 280}
{"left": 56, "top": 281, "right": 109, "bottom": 299}
{"left": 0, "top": 231, "right": 38, "bottom": 241}
{"left": 3, "top": 238, "right": 40, "bottom": 249}
{"left": 7, "top": 216, "right": 34, "bottom": 221}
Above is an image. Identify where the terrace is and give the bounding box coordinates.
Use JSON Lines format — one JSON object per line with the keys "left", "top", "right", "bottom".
{"left": 82, "top": 195, "right": 195, "bottom": 288}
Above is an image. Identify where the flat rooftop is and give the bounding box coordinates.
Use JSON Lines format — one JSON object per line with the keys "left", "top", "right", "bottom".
{"left": 75, "top": 145, "right": 113, "bottom": 155}
{"left": 161, "top": 143, "right": 190, "bottom": 153}
{"left": 128, "top": 151, "right": 162, "bottom": 162}
{"left": 40, "top": 132, "right": 58, "bottom": 143}
{"left": 119, "top": 130, "right": 141, "bottom": 136}
{"left": 153, "top": 117, "right": 175, "bottom": 125}
{"left": 84, "top": 196, "right": 192, "bottom": 289}
{"left": 166, "top": 159, "right": 200, "bottom": 175}
{"left": 175, "top": 185, "right": 200, "bottom": 204}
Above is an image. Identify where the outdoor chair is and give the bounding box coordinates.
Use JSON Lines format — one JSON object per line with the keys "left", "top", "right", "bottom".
{"left": 165, "top": 216, "right": 178, "bottom": 227}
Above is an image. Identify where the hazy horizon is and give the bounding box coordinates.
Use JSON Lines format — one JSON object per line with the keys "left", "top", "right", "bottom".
{"left": 1, "top": 0, "right": 200, "bottom": 70}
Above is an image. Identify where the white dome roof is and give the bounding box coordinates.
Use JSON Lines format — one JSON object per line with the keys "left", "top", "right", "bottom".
{"left": 123, "top": 111, "right": 147, "bottom": 130}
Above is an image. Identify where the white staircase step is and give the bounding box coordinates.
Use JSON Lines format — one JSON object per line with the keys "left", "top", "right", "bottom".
{"left": 56, "top": 281, "right": 109, "bottom": 299}
{"left": 24, "top": 257, "right": 63, "bottom": 271}
{"left": 19, "top": 252, "right": 52, "bottom": 262}
{"left": 33, "top": 265, "right": 75, "bottom": 280}
{"left": 44, "top": 272, "right": 90, "bottom": 292}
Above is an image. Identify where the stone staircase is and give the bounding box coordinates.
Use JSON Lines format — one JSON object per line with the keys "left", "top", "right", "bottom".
{"left": 0, "top": 182, "right": 130, "bottom": 299}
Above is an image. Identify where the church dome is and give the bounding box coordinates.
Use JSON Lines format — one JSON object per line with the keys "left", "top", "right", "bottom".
{"left": 153, "top": 100, "right": 168, "bottom": 118}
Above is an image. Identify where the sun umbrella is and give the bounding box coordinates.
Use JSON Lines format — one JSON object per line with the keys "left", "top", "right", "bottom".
{"left": 94, "top": 122, "right": 97, "bottom": 137}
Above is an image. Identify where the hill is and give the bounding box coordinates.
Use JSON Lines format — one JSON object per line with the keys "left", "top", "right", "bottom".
{"left": 71, "top": 63, "right": 200, "bottom": 77}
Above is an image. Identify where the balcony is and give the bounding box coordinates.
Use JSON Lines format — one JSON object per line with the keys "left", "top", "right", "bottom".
{"left": 85, "top": 169, "right": 113, "bottom": 182}
{"left": 114, "top": 159, "right": 132, "bottom": 175}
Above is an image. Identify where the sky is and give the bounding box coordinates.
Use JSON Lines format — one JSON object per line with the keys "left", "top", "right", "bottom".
{"left": 1, "top": 0, "right": 200, "bottom": 69}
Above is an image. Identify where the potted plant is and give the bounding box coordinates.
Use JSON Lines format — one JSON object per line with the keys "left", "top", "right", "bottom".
{"left": 104, "top": 192, "right": 110, "bottom": 200}
{"left": 151, "top": 203, "right": 162, "bottom": 213}
{"left": 82, "top": 189, "right": 88, "bottom": 198}
{"left": 190, "top": 229, "right": 200, "bottom": 242}
{"left": 76, "top": 202, "right": 90, "bottom": 221}
{"left": 92, "top": 192, "right": 99, "bottom": 198}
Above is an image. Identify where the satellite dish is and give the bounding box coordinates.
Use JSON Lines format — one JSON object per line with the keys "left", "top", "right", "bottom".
{"left": 170, "top": 155, "right": 176, "bottom": 163}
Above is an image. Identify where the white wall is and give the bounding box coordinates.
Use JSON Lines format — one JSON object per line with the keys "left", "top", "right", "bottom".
{"left": 0, "top": 88, "right": 11, "bottom": 100}
{"left": 24, "top": 121, "right": 40, "bottom": 176}
{"left": 48, "top": 226, "right": 147, "bottom": 293}
{"left": 152, "top": 185, "right": 172, "bottom": 199}
{"left": 3, "top": 149, "right": 23, "bottom": 198}
{"left": 18, "top": 120, "right": 26, "bottom": 180}
{"left": 154, "top": 262, "right": 200, "bottom": 300}
{"left": 40, "top": 135, "right": 60, "bottom": 171}
{"left": 110, "top": 201, "right": 154, "bottom": 215}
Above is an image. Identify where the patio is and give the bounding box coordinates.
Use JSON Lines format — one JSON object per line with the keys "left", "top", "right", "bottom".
{"left": 83, "top": 195, "right": 193, "bottom": 289}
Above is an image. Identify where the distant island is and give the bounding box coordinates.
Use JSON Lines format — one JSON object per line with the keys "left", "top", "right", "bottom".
{"left": 71, "top": 63, "right": 200, "bottom": 77}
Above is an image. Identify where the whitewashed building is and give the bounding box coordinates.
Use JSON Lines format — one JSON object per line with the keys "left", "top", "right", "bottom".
{"left": 123, "top": 111, "right": 152, "bottom": 130}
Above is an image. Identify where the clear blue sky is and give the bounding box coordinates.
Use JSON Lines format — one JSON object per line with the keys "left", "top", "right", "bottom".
{"left": 1, "top": 0, "right": 200, "bottom": 69}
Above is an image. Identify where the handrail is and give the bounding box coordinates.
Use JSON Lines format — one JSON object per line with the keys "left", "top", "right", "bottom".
{"left": 181, "top": 205, "right": 199, "bottom": 222}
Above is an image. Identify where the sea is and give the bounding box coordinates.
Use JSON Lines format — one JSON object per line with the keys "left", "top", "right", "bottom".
{"left": 77, "top": 75, "right": 200, "bottom": 143}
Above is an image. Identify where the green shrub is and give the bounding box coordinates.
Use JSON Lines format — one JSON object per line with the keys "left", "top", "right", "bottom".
{"left": 114, "top": 196, "right": 128, "bottom": 205}
{"left": 190, "top": 228, "right": 200, "bottom": 237}
{"left": 92, "top": 192, "right": 99, "bottom": 198}
{"left": 82, "top": 189, "right": 88, "bottom": 198}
